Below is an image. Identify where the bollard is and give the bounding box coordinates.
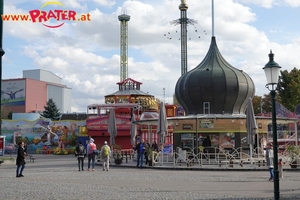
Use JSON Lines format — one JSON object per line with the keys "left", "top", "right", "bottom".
{"left": 278, "top": 159, "right": 283, "bottom": 178}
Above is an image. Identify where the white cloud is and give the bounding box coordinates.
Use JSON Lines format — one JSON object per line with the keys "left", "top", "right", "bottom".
{"left": 284, "top": 0, "right": 300, "bottom": 7}
{"left": 236, "top": 0, "right": 300, "bottom": 7}
{"left": 39, "top": 0, "right": 87, "bottom": 10}
{"left": 235, "top": 0, "right": 276, "bottom": 8}
{"left": 93, "top": 0, "right": 116, "bottom": 7}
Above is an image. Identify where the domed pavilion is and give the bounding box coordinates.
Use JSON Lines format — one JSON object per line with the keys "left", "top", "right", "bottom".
{"left": 172, "top": 36, "right": 257, "bottom": 152}
{"left": 175, "top": 36, "right": 255, "bottom": 115}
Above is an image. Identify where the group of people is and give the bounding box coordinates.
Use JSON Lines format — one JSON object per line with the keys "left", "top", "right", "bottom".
{"left": 15, "top": 138, "right": 111, "bottom": 178}
{"left": 15, "top": 137, "right": 276, "bottom": 181}
{"left": 78, "top": 138, "right": 160, "bottom": 170}
{"left": 74, "top": 138, "right": 111, "bottom": 172}
{"left": 15, "top": 137, "right": 160, "bottom": 175}
{"left": 135, "top": 139, "right": 158, "bottom": 168}
{"left": 76, "top": 138, "right": 161, "bottom": 171}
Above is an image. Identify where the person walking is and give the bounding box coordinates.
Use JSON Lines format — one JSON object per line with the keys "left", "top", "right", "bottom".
{"left": 86, "top": 138, "right": 97, "bottom": 171}
{"left": 75, "top": 141, "right": 86, "bottom": 171}
{"left": 100, "top": 141, "right": 111, "bottom": 171}
{"left": 135, "top": 139, "right": 145, "bottom": 168}
{"left": 266, "top": 142, "right": 274, "bottom": 181}
{"left": 144, "top": 140, "right": 150, "bottom": 165}
{"left": 16, "top": 141, "right": 27, "bottom": 177}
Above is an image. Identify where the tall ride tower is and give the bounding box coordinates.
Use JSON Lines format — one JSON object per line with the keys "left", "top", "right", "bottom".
{"left": 118, "top": 13, "right": 130, "bottom": 82}
{"left": 171, "top": 0, "right": 197, "bottom": 76}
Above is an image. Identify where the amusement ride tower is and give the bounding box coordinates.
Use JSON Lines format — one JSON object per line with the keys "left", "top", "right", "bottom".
{"left": 104, "top": 13, "right": 158, "bottom": 111}
{"left": 171, "top": 0, "right": 197, "bottom": 76}
{"left": 118, "top": 13, "right": 130, "bottom": 82}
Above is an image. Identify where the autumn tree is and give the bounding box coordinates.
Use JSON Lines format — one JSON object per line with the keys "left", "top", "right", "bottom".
{"left": 277, "top": 67, "right": 300, "bottom": 112}
{"left": 252, "top": 94, "right": 273, "bottom": 115}
{"left": 261, "top": 93, "right": 276, "bottom": 114}
{"left": 40, "top": 98, "right": 61, "bottom": 120}
{"left": 252, "top": 67, "right": 300, "bottom": 116}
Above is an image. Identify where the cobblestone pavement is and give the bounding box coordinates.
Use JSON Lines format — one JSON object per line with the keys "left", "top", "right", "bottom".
{"left": 1, "top": 154, "right": 300, "bottom": 200}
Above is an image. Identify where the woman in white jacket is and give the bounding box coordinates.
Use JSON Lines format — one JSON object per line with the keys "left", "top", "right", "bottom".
{"left": 265, "top": 142, "right": 274, "bottom": 181}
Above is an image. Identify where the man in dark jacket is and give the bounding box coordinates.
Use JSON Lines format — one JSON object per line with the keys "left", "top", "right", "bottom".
{"left": 202, "top": 135, "right": 212, "bottom": 154}
{"left": 16, "top": 141, "right": 27, "bottom": 177}
{"left": 135, "top": 139, "right": 145, "bottom": 168}
{"left": 75, "top": 141, "right": 86, "bottom": 171}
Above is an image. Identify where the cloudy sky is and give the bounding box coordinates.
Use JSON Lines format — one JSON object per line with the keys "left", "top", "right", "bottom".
{"left": 2, "top": 0, "right": 300, "bottom": 112}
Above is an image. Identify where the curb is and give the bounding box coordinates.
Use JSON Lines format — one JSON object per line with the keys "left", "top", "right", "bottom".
{"left": 101, "top": 162, "right": 300, "bottom": 171}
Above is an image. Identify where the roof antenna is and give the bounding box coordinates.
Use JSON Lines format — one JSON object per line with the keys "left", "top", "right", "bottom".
{"left": 212, "top": 0, "right": 214, "bottom": 37}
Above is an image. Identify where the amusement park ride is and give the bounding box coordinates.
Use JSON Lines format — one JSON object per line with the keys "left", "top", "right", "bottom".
{"left": 86, "top": 78, "right": 177, "bottom": 149}
{"left": 84, "top": 12, "right": 177, "bottom": 149}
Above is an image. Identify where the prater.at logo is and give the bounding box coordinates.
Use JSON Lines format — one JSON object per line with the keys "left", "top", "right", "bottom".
{"left": 29, "top": 1, "right": 72, "bottom": 28}
{"left": 28, "top": 1, "right": 91, "bottom": 28}
{"left": 1, "top": 1, "right": 91, "bottom": 28}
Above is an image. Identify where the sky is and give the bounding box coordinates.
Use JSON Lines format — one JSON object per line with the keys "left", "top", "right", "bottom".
{"left": 2, "top": 0, "right": 300, "bottom": 113}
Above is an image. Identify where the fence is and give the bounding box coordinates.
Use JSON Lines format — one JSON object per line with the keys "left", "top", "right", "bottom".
{"left": 151, "top": 146, "right": 299, "bottom": 168}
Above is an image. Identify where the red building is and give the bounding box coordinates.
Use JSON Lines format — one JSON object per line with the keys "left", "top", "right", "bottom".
{"left": 86, "top": 78, "right": 176, "bottom": 150}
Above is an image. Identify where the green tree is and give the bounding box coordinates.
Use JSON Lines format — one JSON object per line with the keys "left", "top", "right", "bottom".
{"left": 7, "top": 111, "right": 13, "bottom": 119}
{"left": 40, "top": 98, "right": 61, "bottom": 120}
{"left": 252, "top": 96, "right": 262, "bottom": 115}
{"left": 1, "top": 106, "right": 12, "bottom": 119}
{"left": 277, "top": 67, "right": 300, "bottom": 112}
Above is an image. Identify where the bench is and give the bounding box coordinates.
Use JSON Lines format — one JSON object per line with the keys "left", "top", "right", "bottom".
{"left": 29, "top": 155, "right": 36, "bottom": 163}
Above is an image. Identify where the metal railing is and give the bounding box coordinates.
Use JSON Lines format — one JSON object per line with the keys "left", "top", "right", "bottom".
{"left": 152, "top": 147, "right": 278, "bottom": 168}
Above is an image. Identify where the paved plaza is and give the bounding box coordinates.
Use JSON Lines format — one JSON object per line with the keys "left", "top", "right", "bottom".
{"left": 1, "top": 154, "right": 300, "bottom": 200}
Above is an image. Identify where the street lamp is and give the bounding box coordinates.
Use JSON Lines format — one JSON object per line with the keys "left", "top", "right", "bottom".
{"left": 0, "top": 0, "right": 5, "bottom": 135}
{"left": 263, "top": 50, "right": 281, "bottom": 200}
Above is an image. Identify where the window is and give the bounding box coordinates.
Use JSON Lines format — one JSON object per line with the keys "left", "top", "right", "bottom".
{"left": 203, "top": 102, "right": 210, "bottom": 114}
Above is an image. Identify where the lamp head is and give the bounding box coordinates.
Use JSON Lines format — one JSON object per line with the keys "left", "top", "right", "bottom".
{"left": 263, "top": 50, "right": 281, "bottom": 91}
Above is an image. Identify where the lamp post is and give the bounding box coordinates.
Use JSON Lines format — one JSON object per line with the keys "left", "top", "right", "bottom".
{"left": 0, "top": 0, "right": 5, "bottom": 135}
{"left": 263, "top": 50, "right": 281, "bottom": 200}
